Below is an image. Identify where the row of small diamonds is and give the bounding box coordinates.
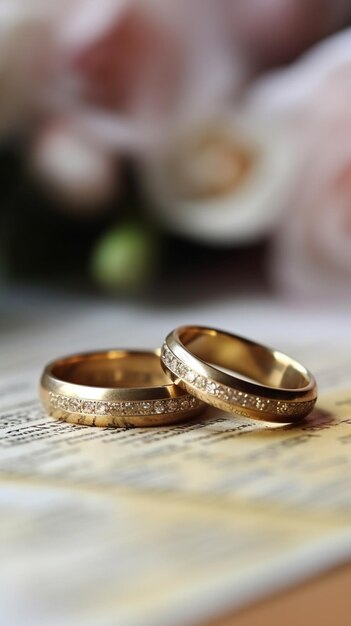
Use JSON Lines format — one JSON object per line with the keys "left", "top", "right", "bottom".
{"left": 161, "top": 344, "right": 315, "bottom": 417}
{"left": 49, "top": 391, "right": 200, "bottom": 416}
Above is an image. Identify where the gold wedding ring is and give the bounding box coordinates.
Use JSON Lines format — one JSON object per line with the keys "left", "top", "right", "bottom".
{"left": 161, "top": 326, "right": 317, "bottom": 423}
{"left": 40, "top": 349, "right": 204, "bottom": 427}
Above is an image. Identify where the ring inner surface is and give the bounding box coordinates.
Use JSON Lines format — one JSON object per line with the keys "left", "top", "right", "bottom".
{"left": 51, "top": 352, "right": 170, "bottom": 388}
{"left": 179, "top": 329, "right": 309, "bottom": 390}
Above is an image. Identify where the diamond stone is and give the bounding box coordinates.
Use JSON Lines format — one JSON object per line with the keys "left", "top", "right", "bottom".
{"left": 195, "top": 376, "right": 206, "bottom": 390}
{"left": 176, "top": 363, "right": 187, "bottom": 377}
{"left": 217, "top": 387, "right": 230, "bottom": 401}
{"left": 163, "top": 350, "right": 170, "bottom": 362}
{"left": 141, "top": 402, "right": 152, "bottom": 413}
{"left": 180, "top": 399, "right": 190, "bottom": 410}
{"left": 240, "top": 394, "right": 249, "bottom": 406}
{"left": 170, "top": 358, "right": 179, "bottom": 373}
{"left": 59, "top": 396, "right": 70, "bottom": 410}
{"left": 120, "top": 402, "right": 133, "bottom": 415}
{"left": 68, "top": 398, "right": 81, "bottom": 412}
{"left": 185, "top": 370, "right": 196, "bottom": 384}
{"left": 154, "top": 401, "right": 165, "bottom": 414}
{"left": 96, "top": 402, "right": 108, "bottom": 415}
{"left": 82, "top": 401, "right": 95, "bottom": 414}
{"left": 206, "top": 381, "right": 218, "bottom": 395}
{"left": 167, "top": 399, "right": 178, "bottom": 412}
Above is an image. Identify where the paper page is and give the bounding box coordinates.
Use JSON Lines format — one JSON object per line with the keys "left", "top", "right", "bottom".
{"left": 1, "top": 305, "right": 351, "bottom": 626}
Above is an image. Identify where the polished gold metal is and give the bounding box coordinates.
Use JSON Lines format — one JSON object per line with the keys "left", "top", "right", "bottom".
{"left": 40, "top": 349, "right": 204, "bottom": 427}
{"left": 161, "top": 326, "right": 318, "bottom": 423}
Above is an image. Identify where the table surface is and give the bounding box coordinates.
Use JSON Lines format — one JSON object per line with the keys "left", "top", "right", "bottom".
{"left": 202, "top": 562, "right": 351, "bottom": 626}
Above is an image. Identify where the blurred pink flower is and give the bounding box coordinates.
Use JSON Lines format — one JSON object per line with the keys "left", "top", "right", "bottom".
{"left": 250, "top": 30, "right": 351, "bottom": 299}
{"left": 1, "top": 0, "right": 244, "bottom": 204}
{"left": 69, "top": 0, "right": 242, "bottom": 152}
{"left": 0, "top": 0, "right": 114, "bottom": 130}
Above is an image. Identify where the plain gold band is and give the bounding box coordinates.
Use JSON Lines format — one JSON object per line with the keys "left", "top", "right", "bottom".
{"left": 161, "top": 326, "right": 318, "bottom": 423}
{"left": 40, "top": 349, "right": 204, "bottom": 427}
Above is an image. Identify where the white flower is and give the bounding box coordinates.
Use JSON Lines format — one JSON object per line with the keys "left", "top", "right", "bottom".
{"left": 250, "top": 28, "right": 351, "bottom": 299}
{"left": 141, "top": 113, "right": 298, "bottom": 244}
{"left": 32, "top": 119, "right": 117, "bottom": 210}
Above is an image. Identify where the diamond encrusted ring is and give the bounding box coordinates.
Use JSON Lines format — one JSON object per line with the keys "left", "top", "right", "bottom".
{"left": 161, "top": 326, "right": 317, "bottom": 423}
{"left": 40, "top": 349, "right": 204, "bottom": 427}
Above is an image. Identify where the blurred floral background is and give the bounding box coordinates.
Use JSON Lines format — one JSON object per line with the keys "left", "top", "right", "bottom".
{"left": 1, "top": 0, "right": 351, "bottom": 301}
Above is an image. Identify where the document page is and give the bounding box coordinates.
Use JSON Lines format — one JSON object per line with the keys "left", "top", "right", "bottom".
{"left": 1, "top": 308, "right": 351, "bottom": 626}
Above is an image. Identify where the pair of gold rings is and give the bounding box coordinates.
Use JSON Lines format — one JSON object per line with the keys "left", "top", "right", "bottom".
{"left": 40, "top": 325, "right": 318, "bottom": 427}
